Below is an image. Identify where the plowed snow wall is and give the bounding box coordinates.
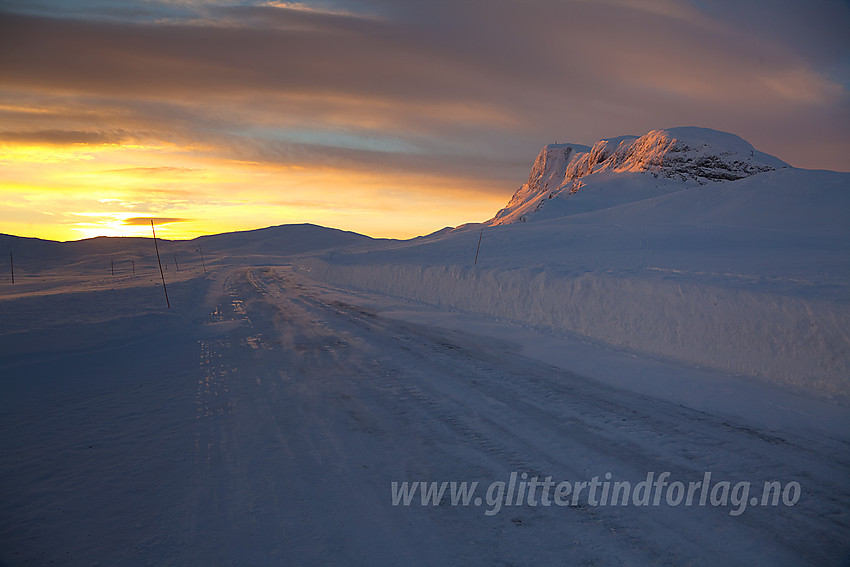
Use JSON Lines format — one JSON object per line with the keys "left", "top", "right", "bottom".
{"left": 296, "top": 259, "right": 850, "bottom": 396}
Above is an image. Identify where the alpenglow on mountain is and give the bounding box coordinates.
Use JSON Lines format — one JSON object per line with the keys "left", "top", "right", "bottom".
{"left": 489, "top": 127, "right": 790, "bottom": 225}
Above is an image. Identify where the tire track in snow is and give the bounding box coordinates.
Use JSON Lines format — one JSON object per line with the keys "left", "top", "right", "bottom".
{"left": 279, "top": 269, "right": 850, "bottom": 566}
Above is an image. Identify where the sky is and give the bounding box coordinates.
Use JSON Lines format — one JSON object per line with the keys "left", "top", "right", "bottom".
{"left": 1, "top": 0, "right": 848, "bottom": 241}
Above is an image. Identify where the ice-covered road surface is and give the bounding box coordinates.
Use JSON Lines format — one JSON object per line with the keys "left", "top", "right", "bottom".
{"left": 2, "top": 266, "right": 848, "bottom": 566}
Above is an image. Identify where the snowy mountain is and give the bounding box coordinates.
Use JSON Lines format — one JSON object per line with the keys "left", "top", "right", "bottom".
{"left": 489, "top": 127, "right": 790, "bottom": 225}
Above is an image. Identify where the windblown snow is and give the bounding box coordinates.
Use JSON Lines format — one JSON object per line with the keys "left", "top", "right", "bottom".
{"left": 1, "top": 128, "right": 849, "bottom": 566}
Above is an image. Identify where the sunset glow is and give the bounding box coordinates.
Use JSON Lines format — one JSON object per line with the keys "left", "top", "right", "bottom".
{"left": 1, "top": 0, "right": 847, "bottom": 241}
{"left": 1, "top": 135, "right": 505, "bottom": 241}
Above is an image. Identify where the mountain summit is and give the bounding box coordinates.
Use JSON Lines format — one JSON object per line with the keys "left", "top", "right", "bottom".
{"left": 489, "top": 127, "right": 790, "bottom": 225}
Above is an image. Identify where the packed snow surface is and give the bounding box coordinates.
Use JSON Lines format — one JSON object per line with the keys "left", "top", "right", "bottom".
{"left": 2, "top": 257, "right": 848, "bottom": 566}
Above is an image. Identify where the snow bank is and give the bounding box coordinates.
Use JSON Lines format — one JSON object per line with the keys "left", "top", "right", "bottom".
{"left": 296, "top": 259, "right": 850, "bottom": 397}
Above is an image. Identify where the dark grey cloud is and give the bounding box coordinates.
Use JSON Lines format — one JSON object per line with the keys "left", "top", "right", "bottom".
{"left": 0, "top": 0, "right": 847, "bottom": 177}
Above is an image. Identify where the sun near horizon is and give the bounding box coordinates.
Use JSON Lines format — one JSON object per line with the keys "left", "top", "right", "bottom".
{"left": 0, "top": 136, "right": 506, "bottom": 242}
{"left": 1, "top": 0, "right": 848, "bottom": 243}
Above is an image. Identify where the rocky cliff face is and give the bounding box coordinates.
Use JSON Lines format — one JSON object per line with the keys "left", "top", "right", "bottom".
{"left": 490, "top": 127, "right": 789, "bottom": 225}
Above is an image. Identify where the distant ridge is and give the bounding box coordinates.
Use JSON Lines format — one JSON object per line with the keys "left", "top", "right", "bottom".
{"left": 0, "top": 223, "right": 376, "bottom": 265}
{"left": 194, "top": 223, "right": 376, "bottom": 255}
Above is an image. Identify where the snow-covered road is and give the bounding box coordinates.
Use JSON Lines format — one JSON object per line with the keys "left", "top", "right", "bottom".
{"left": 184, "top": 267, "right": 850, "bottom": 565}
{"left": 2, "top": 266, "right": 848, "bottom": 565}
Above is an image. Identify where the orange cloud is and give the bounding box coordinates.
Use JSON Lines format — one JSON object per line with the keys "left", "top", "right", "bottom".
{"left": 123, "top": 217, "right": 191, "bottom": 226}
{"left": 0, "top": 129, "right": 126, "bottom": 145}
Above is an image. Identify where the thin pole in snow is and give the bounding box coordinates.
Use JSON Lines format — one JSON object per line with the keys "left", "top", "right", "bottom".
{"left": 474, "top": 228, "right": 484, "bottom": 265}
{"left": 197, "top": 246, "right": 206, "bottom": 274}
{"left": 132, "top": 260, "right": 135, "bottom": 275}
{"left": 173, "top": 254, "right": 179, "bottom": 271}
{"left": 151, "top": 220, "right": 170, "bottom": 308}
{"left": 9, "top": 252, "right": 14, "bottom": 284}
{"left": 111, "top": 258, "right": 114, "bottom": 276}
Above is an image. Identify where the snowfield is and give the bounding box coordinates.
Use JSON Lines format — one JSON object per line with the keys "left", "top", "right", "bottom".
{"left": 2, "top": 129, "right": 849, "bottom": 565}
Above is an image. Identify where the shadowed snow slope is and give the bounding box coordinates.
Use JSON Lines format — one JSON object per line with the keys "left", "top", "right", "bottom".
{"left": 295, "top": 139, "right": 850, "bottom": 397}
